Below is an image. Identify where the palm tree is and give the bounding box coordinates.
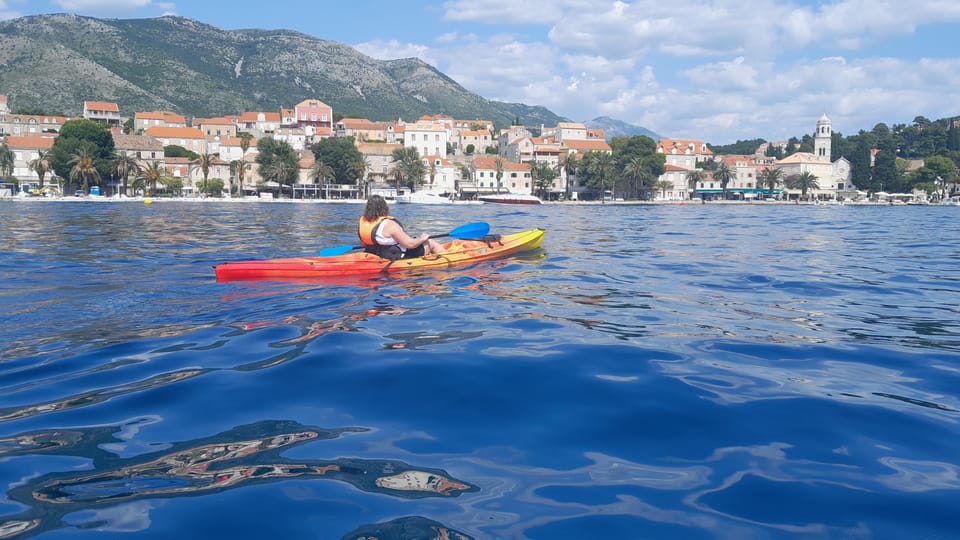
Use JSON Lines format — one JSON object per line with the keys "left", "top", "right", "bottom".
{"left": 390, "top": 147, "right": 423, "bottom": 191}
{"left": 427, "top": 159, "right": 438, "bottom": 190}
{"left": 111, "top": 150, "right": 141, "bottom": 197}
{"left": 494, "top": 157, "right": 505, "bottom": 192}
{"left": 787, "top": 171, "right": 819, "bottom": 201}
{"left": 685, "top": 169, "right": 705, "bottom": 198}
{"left": 195, "top": 153, "right": 215, "bottom": 196}
{"left": 654, "top": 180, "right": 674, "bottom": 200}
{"left": 68, "top": 147, "right": 102, "bottom": 194}
{"left": 348, "top": 155, "right": 369, "bottom": 189}
{"left": 758, "top": 167, "right": 784, "bottom": 198}
{"left": 622, "top": 157, "right": 652, "bottom": 199}
{"left": 28, "top": 150, "right": 52, "bottom": 189}
{"left": 230, "top": 159, "right": 249, "bottom": 196}
{"left": 261, "top": 160, "right": 294, "bottom": 196}
{"left": 239, "top": 133, "right": 253, "bottom": 156}
{"left": 713, "top": 161, "right": 734, "bottom": 199}
{"left": 560, "top": 152, "right": 579, "bottom": 198}
{"left": 0, "top": 143, "right": 13, "bottom": 179}
{"left": 140, "top": 161, "right": 165, "bottom": 196}
{"left": 588, "top": 152, "right": 615, "bottom": 203}
{"left": 310, "top": 159, "right": 335, "bottom": 184}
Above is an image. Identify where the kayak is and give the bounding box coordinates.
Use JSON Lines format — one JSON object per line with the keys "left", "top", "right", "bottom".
{"left": 215, "top": 228, "right": 545, "bottom": 282}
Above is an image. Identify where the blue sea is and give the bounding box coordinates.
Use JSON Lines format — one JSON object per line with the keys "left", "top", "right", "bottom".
{"left": 2, "top": 199, "right": 959, "bottom": 540}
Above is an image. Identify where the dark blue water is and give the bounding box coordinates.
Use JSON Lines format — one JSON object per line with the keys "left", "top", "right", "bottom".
{"left": 2, "top": 200, "right": 959, "bottom": 539}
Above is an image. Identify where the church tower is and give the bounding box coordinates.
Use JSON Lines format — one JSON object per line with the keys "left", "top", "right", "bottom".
{"left": 815, "top": 114, "right": 832, "bottom": 162}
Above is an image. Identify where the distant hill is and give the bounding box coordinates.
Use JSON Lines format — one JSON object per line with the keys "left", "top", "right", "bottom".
{"left": 584, "top": 116, "right": 659, "bottom": 140}
{"left": 0, "top": 14, "right": 566, "bottom": 128}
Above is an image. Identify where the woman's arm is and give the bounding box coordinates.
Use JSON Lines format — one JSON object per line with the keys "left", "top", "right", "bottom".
{"left": 381, "top": 220, "right": 428, "bottom": 249}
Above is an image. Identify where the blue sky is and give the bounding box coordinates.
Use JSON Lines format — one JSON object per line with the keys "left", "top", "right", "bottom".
{"left": 5, "top": 0, "right": 960, "bottom": 144}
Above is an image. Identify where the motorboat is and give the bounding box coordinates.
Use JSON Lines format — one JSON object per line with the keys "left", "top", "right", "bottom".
{"left": 477, "top": 192, "right": 542, "bottom": 205}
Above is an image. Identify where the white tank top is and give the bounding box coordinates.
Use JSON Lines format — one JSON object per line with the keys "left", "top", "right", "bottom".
{"left": 375, "top": 219, "right": 398, "bottom": 246}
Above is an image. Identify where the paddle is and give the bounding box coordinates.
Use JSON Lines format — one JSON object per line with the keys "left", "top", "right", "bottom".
{"left": 319, "top": 221, "right": 491, "bottom": 257}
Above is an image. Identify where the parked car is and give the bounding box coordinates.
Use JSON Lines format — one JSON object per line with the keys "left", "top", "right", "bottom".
{"left": 75, "top": 190, "right": 84, "bottom": 197}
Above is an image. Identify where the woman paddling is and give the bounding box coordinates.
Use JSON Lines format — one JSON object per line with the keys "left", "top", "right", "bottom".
{"left": 358, "top": 195, "right": 444, "bottom": 260}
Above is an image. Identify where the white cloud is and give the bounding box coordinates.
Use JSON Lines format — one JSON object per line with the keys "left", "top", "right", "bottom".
{"left": 355, "top": 39, "right": 438, "bottom": 66}
{"left": 52, "top": 0, "right": 151, "bottom": 12}
{"left": 0, "top": 0, "right": 20, "bottom": 20}
{"left": 395, "top": 0, "right": 960, "bottom": 142}
{"left": 441, "top": 0, "right": 591, "bottom": 25}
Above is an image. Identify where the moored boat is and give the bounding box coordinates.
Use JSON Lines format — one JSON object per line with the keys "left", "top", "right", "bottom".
{"left": 395, "top": 191, "right": 484, "bottom": 205}
{"left": 215, "top": 228, "right": 545, "bottom": 281}
{"left": 477, "top": 193, "right": 542, "bottom": 205}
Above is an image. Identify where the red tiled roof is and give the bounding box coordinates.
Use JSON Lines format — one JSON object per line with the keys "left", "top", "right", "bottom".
{"left": 146, "top": 126, "right": 206, "bottom": 139}
{"left": 5, "top": 134, "right": 55, "bottom": 150}
{"left": 563, "top": 139, "right": 612, "bottom": 151}
{"left": 85, "top": 101, "right": 119, "bottom": 112}
{"left": 471, "top": 156, "right": 531, "bottom": 172}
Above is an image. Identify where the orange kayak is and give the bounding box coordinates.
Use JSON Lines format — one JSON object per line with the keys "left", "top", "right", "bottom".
{"left": 215, "top": 228, "right": 545, "bottom": 282}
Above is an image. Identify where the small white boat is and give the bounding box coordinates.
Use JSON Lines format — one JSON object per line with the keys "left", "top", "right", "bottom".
{"left": 477, "top": 192, "right": 542, "bottom": 205}
{"left": 395, "top": 191, "right": 484, "bottom": 205}
{"left": 395, "top": 191, "right": 454, "bottom": 204}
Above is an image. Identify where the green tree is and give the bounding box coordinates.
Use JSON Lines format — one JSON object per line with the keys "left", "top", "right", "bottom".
{"left": 758, "top": 167, "right": 784, "bottom": 198}
{"left": 653, "top": 180, "right": 673, "bottom": 199}
{"left": 310, "top": 137, "right": 363, "bottom": 184}
{"left": 68, "top": 147, "right": 102, "bottom": 194}
{"left": 786, "top": 171, "right": 819, "bottom": 200}
{"left": 713, "top": 161, "right": 735, "bottom": 199}
{"left": 948, "top": 121, "right": 960, "bottom": 151}
{"left": 685, "top": 169, "right": 705, "bottom": 197}
{"left": 161, "top": 176, "right": 183, "bottom": 196}
{"left": 0, "top": 143, "right": 14, "bottom": 178}
{"left": 390, "top": 147, "right": 424, "bottom": 190}
{"left": 493, "top": 156, "right": 505, "bottom": 192}
{"left": 310, "top": 159, "right": 335, "bottom": 184}
{"left": 610, "top": 136, "right": 664, "bottom": 199}
{"left": 140, "top": 161, "right": 165, "bottom": 196}
{"left": 111, "top": 150, "right": 141, "bottom": 196}
{"left": 529, "top": 161, "right": 556, "bottom": 198}
{"left": 622, "top": 157, "right": 652, "bottom": 199}
{"left": 255, "top": 138, "right": 299, "bottom": 195}
{"left": 231, "top": 159, "right": 249, "bottom": 196}
{"left": 872, "top": 139, "right": 901, "bottom": 193}
{"left": 195, "top": 153, "right": 215, "bottom": 195}
{"left": 239, "top": 133, "right": 254, "bottom": 155}
{"left": 260, "top": 160, "right": 295, "bottom": 196}
{"left": 204, "top": 178, "right": 225, "bottom": 196}
{"left": 28, "top": 150, "right": 53, "bottom": 188}
{"left": 348, "top": 155, "right": 369, "bottom": 186}
{"left": 164, "top": 145, "right": 199, "bottom": 160}
{"left": 49, "top": 119, "right": 115, "bottom": 182}
{"left": 587, "top": 151, "right": 616, "bottom": 202}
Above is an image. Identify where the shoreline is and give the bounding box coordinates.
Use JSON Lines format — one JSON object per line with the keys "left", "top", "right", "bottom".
{"left": 0, "top": 195, "right": 939, "bottom": 207}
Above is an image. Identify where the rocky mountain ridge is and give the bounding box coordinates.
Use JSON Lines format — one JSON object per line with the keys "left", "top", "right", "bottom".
{"left": 0, "top": 14, "right": 565, "bottom": 128}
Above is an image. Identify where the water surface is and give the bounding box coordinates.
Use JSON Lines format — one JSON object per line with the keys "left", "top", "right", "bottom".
{"left": 2, "top": 200, "right": 959, "bottom": 539}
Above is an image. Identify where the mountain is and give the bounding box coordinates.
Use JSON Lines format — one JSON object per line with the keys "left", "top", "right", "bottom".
{"left": 585, "top": 116, "right": 660, "bottom": 140}
{"left": 0, "top": 14, "right": 565, "bottom": 128}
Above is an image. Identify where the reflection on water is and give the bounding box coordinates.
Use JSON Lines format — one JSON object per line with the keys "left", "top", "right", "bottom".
{"left": 0, "top": 420, "right": 475, "bottom": 538}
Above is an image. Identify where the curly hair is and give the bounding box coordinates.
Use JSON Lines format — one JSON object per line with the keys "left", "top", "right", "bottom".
{"left": 363, "top": 195, "right": 390, "bottom": 221}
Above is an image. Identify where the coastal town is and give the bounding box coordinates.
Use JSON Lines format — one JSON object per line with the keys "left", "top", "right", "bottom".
{"left": 0, "top": 94, "right": 951, "bottom": 205}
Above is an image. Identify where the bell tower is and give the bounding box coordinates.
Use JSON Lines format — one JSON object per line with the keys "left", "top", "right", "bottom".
{"left": 815, "top": 114, "right": 832, "bottom": 162}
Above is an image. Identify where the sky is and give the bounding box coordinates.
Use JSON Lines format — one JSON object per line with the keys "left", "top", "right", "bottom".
{"left": 5, "top": 0, "right": 960, "bottom": 144}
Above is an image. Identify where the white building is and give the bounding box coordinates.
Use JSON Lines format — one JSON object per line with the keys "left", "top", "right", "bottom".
{"left": 775, "top": 114, "right": 854, "bottom": 200}
{"left": 404, "top": 121, "right": 448, "bottom": 158}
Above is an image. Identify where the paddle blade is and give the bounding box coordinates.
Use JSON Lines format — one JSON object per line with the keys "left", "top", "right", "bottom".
{"left": 447, "top": 222, "right": 490, "bottom": 239}
{"left": 318, "top": 244, "right": 359, "bottom": 257}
